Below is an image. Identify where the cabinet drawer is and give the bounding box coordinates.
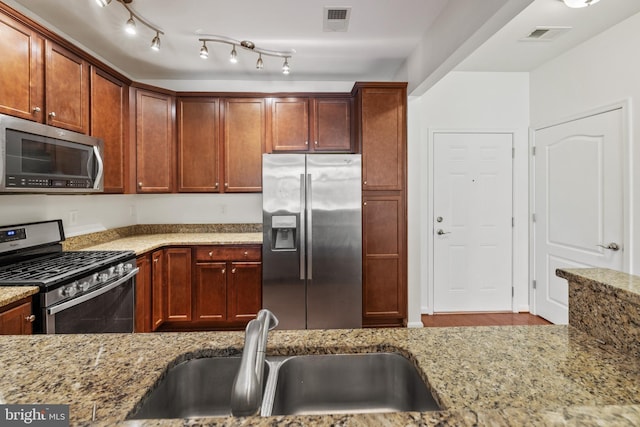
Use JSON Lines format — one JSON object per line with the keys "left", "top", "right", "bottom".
{"left": 195, "top": 246, "right": 261, "bottom": 262}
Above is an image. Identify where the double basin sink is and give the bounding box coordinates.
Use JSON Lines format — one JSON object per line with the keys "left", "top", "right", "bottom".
{"left": 128, "top": 352, "right": 441, "bottom": 419}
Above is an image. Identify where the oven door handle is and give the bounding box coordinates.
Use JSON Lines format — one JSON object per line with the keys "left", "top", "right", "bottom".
{"left": 47, "top": 268, "right": 139, "bottom": 315}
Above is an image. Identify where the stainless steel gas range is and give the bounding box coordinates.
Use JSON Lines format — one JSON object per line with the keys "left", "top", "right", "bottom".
{"left": 0, "top": 220, "right": 138, "bottom": 334}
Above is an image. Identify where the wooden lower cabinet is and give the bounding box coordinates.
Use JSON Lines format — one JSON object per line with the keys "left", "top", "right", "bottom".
{"left": 362, "top": 193, "right": 407, "bottom": 327}
{"left": 141, "top": 245, "right": 261, "bottom": 332}
{"left": 0, "top": 297, "right": 34, "bottom": 335}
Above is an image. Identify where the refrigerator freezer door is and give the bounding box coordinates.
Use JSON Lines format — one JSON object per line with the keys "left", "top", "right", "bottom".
{"left": 262, "top": 154, "right": 306, "bottom": 329}
{"left": 306, "top": 154, "right": 362, "bottom": 329}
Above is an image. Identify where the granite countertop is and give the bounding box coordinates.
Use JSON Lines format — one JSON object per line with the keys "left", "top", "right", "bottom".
{"left": 1, "top": 326, "right": 639, "bottom": 426}
{"left": 0, "top": 286, "right": 39, "bottom": 309}
{"left": 557, "top": 268, "right": 640, "bottom": 306}
{"left": 78, "top": 232, "right": 263, "bottom": 256}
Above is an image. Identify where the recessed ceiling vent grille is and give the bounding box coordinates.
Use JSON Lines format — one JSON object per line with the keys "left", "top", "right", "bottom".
{"left": 520, "top": 26, "right": 572, "bottom": 42}
{"left": 323, "top": 7, "right": 351, "bottom": 32}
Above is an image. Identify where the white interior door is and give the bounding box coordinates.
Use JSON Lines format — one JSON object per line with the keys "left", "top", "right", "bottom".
{"left": 433, "top": 133, "right": 513, "bottom": 312}
{"left": 534, "top": 109, "right": 624, "bottom": 324}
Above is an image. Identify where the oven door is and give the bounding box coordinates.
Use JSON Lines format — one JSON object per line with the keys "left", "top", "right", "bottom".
{"left": 43, "top": 268, "right": 138, "bottom": 334}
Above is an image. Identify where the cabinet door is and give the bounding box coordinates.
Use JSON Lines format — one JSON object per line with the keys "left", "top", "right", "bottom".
{"left": 270, "top": 98, "right": 309, "bottom": 151}
{"left": 312, "top": 98, "right": 352, "bottom": 152}
{"left": 135, "top": 254, "right": 151, "bottom": 333}
{"left": 177, "top": 98, "right": 220, "bottom": 192}
{"left": 360, "top": 87, "right": 406, "bottom": 191}
{"left": 0, "top": 299, "right": 33, "bottom": 335}
{"left": 151, "top": 250, "right": 165, "bottom": 331}
{"left": 91, "top": 67, "right": 127, "bottom": 193}
{"left": 362, "top": 194, "right": 406, "bottom": 325}
{"left": 0, "top": 11, "right": 43, "bottom": 121}
{"left": 136, "top": 89, "right": 175, "bottom": 193}
{"left": 228, "top": 262, "right": 262, "bottom": 323}
{"left": 222, "top": 98, "right": 265, "bottom": 192}
{"left": 165, "top": 248, "right": 192, "bottom": 322}
{"left": 45, "top": 40, "right": 89, "bottom": 134}
{"left": 194, "top": 262, "right": 227, "bottom": 321}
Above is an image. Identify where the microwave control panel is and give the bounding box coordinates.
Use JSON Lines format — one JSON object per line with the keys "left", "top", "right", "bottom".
{"left": 5, "top": 175, "right": 92, "bottom": 189}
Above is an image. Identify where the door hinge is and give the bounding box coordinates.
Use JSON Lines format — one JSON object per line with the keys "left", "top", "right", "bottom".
{"left": 532, "top": 146, "right": 536, "bottom": 156}
{"left": 532, "top": 213, "right": 537, "bottom": 223}
{"left": 512, "top": 287, "right": 515, "bottom": 297}
{"left": 512, "top": 217, "right": 515, "bottom": 227}
{"left": 532, "top": 280, "right": 537, "bottom": 290}
{"left": 512, "top": 147, "right": 515, "bottom": 158}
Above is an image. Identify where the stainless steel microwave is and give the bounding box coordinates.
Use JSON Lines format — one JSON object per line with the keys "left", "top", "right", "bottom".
{"left": 0, "top": 114, "right": 104, "bottom": 193}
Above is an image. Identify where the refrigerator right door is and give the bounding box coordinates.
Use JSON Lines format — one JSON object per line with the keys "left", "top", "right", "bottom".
{"left": 306, "top": 154, "right": 362, "bottom": 329}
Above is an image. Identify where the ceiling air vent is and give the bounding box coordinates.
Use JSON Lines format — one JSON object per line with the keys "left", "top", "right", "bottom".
{"left": 520, "top": 26, "right": 572, "bottom": 42}
{"left": 323, "top": 7, "right": 351, "bottom": 32}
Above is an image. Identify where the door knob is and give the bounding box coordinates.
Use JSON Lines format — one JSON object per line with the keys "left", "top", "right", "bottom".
{"left": 597, "top": 242, "right": 620, "bottom": 251}
{"left": 436, "top": 216, "right": 443, "bottom": 223}
{"left": 436, "top": 229, "right": 451, "bottom": 235}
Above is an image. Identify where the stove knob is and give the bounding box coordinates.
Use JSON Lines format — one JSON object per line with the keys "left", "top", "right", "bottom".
{"left": 92, "top": 273, "right": 99, "bottom": 284}
{"left": 98, "top": 273, "right": 109, "bottom": 283}
{"left": 78, "top": 281, "right": 90, "bottom": 291}
{"left": 108, "top": 266, "right": 116, "bottom": 275}
{"left": 60, "top": 282, "right": 79, "bottom": 297}
{"left": 115, "top": 263, "right": 125, "bottom": 276}
{"left": 124, "top": 263, "right": 133, "bottom": 272}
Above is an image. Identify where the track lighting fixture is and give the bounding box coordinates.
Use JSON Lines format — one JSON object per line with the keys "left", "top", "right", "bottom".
{"left": 198, "top": 35, "right": 295, "bottom": 74}
{"left": 150, "top": 32, "right": 161, "bottom": 51}
{"left": 229, "top": 45, "right": 238, "bottom": 64}
{"left": 96, "top": 0, "right": 164, "bottom": 51}
{"left": 561, "top": 0, "right": 601, "bottom": 7}
{"left": 199, "top": 42, "right": 209, "bottom": 59}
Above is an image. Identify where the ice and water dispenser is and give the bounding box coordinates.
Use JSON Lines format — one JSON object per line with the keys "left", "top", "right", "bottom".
{"left": 270, "top": 215, "right": 297, "bottom": 250}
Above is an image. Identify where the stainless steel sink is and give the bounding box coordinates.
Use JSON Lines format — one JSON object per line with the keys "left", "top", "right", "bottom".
{"left": 127, "top": 356, "right": 269, "bottom": 420}
{"left": 265, "top": 352, "right": 441, "bottom": 416}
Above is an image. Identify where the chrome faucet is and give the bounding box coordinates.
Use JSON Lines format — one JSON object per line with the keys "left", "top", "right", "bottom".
{"left": 230, "top": 309, "right": 278, "bottom": 416}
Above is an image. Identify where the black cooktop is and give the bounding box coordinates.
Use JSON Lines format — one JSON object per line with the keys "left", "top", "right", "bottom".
{"left": 0, "top": 250, "right": 135, "bottom": 286}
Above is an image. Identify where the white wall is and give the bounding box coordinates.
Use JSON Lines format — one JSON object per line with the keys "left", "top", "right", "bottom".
{"left": 530, "top": 11, "right": 640, "bottom": 274}
{"left": 411, "top": 71, "right": 530, "bottom": 314}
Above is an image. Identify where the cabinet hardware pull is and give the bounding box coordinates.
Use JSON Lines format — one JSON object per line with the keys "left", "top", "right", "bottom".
{"left": 363, "top": 202, "right": 367, "bottom": 206}
{"left": 32, "top": 107, "right": 41, "bottom": 114}
{"left": 222, "top": 268, "right": 226, "bottom": 274}
{"left": 49, "top": 111, "right": 56, "bottom": 118}
{"left": 153, "top": 258, "right": 158, "bottom": 264}
{"left": 363, "top": 180, "right": 367, "bottom": 185}
{"left": 224, "top": 183, "right": 228, "bottom": 187}
{"left": 214, "top": 182, "right": 219, "bottom": 188}
{"left": 138, "top": 182, "right": 143, "bottom": 188}
{"left": 305, "top": 141, "right": 308, "bottom": 145}
{"left": 314, "top": 141, "right": 318, "bottom": 145}
{"left": 25, "top": 315, "right": 36, "bottom": 322}
{"left": 208, "top": 251, "right": 213, "bottom": 257}
{"left": 243, "top": 251, "right": 248, "bottom": 256}
{"left": 232, "top": 268, "right": 236, "bottom": 274}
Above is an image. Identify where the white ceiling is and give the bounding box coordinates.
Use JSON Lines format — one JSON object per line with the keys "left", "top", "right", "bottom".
{"left": 7, "top": 0, "right": 640, "bottom": 86}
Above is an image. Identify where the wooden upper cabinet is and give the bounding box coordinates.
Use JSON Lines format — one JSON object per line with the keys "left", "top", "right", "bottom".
{"left": 90, "top": 67, "right": 127, "bottom": 193}
{"left": 270, "top": 97, "right": 352, "bottom": 153}
{"left": 177, "top": 98, "right": 220, "bottom": 192}
{"left": 270, "top": 97, "right": 309, "bottom": 151}
{"left": 311, "top": 97, "right": 352, "bottom": 152}
{"left": 358, "top": 85, "right": 406, "bottom": 191}
{"left": 135, "top": 89, "right": 175, "bottom": 193}
{"left": 45, "top": 40, "right": 89, "bottom": 134}
{"left": 0, "top": 11, "right": 43, "bottom": 121}
{"left": 222, "top": 98, "right": 266, "bottom": 192}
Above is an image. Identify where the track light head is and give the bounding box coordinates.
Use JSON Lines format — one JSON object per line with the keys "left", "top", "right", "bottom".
{"left": 282, "top": 57, "right": 290, "bottom": 75}
{"left": 95, "top": 0, "right": 111, "bottom": 7}
{"left": 229, "top": 45, "right": 238, "bottom": 63}
{"left": 256, "top": 54, "right": 264, "bottom": 70}
{"left": 150, "top": 32, "right": 161, "bottom": 51}
{"left": 125, "top": 14, "right": 136, "bottom": 35}
{"left": 199, "top": 42, "right": 209, "bottom": 59}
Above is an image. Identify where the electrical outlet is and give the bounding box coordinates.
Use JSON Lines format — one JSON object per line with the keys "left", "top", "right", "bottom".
{"left": 69, "top": 210, "right": 78, "bottom": 226}
{"left": 220, "top": 204, "right": 227, "bottom": 214}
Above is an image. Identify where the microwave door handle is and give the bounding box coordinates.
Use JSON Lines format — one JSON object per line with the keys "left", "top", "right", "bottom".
{"left": 47, "top": 268, "right": 139, "bottom": 315}
{"left": 92, "top": 146, "right": 104, "bottom": 189}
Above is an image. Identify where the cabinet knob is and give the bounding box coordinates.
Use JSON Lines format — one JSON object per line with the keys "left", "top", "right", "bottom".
{"left": 214, "top": 182, "right": 219, "bottom": 188}
{"left": 153, "top": 258, "right": 158, "bottom": 264}
{"left": 363, "top": 202, "right": 367, "bottom": 206}
{"left": 224, "top": 183, "right": 228, "bottom": 188}
{"left": 231, "top": 268, "right": 237, "bottom": 274}
{"left": 48, "top": 111, "right": 56, "bottom": 118}
{"left": 208, "top": 251, "right": 213, "bottom": 257}
{"left": 138, "top": 182, "right": 143, "bottom": 188}
{"left": 32, "top": 107, "right": 41, "bottom": 114}
{"left": 305, "top": 141, "right": 308, "bottom": 146}
{"left": 314, "top": 141, "right": 318, "bottom": 146}
{"left": 222, "top": 268, "right": 226, "bottom": 274}
{"left": 363, "top": 180, "right": 367, "bottom": 185}
{"left": 243, "top": 251, "right": 248, "bottom": 256}
{"left": 25, "top": 314, "right": 36, "bottom": 323}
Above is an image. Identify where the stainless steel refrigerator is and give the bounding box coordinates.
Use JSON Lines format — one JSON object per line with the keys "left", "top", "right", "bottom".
{"left": 262, "top": 153, "right": 362, "bottom": 329}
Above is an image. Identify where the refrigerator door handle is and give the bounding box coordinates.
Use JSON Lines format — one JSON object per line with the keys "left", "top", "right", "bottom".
{"left": 306, "top": 173, "right": 313, "bottom": 280}
{"left": 299, "top": 173, "right": 306, "bottom": 280}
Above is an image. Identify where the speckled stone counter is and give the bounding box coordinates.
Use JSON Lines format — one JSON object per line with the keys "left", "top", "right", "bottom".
{"left": 1, "top": 326, "right": 639, "bottom": 426}
{"left": 0, "top": 286, "right": 39, "bottom": 309}
{"left": 62, "top": 224, "right": 262, "bottom": 252}
{"left": 558, "top": 268, "right": 640, "bottom": 359}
